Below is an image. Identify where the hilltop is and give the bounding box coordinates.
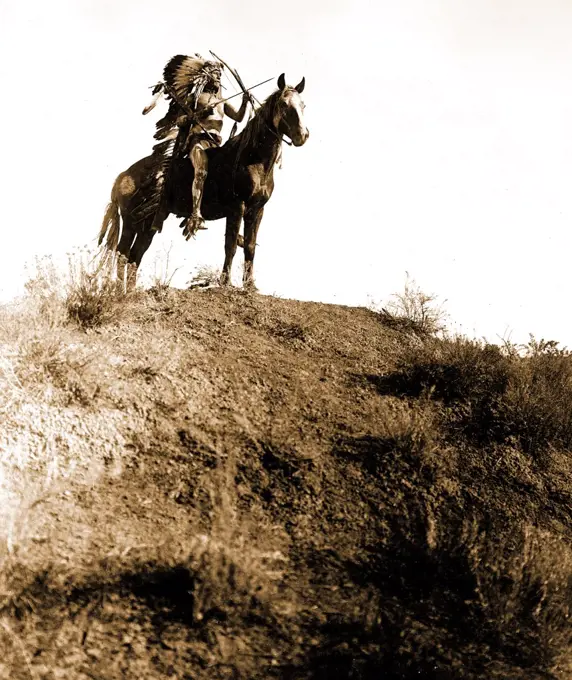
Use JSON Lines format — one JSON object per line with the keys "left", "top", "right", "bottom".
{"left": 1, "top": 280, "right": 572, "bottom": 679}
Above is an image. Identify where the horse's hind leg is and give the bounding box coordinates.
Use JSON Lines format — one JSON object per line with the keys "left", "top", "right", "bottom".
{"left": 115, "top": 217, "right": 137, "bottom": 293}
{"left": 126, "top": 221, "right": 157, "bottom": 291}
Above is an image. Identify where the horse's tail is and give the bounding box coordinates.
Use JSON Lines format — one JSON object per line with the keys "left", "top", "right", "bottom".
{"left": 98, "top": 177, "right": 122, "bottom": 251}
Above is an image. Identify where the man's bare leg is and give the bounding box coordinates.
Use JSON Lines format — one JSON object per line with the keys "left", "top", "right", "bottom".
{"left": 182, "top": 145, "right": 209, "bottom": 240}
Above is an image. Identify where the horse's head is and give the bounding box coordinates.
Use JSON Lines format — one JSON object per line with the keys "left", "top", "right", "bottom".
{"left": 273, "top": 74, "right": 309, "bottom": 147}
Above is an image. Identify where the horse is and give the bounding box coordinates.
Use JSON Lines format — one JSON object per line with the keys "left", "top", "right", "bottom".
{"left": 97, "top": 73, "right": 309, "bottom": 291}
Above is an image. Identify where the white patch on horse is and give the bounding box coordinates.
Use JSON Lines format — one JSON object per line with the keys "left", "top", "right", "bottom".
{"left": 291, "top": 92, "right": 304, "bottom": 119}
{"left": 119, "top": 175, "right": 136, "bottom": 196}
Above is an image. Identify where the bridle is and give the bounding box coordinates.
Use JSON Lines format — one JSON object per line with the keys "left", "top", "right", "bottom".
{"left": 264, "top": 91, "right": 300, "bottom": 147}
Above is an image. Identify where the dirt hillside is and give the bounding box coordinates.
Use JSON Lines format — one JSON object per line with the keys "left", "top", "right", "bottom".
{"left": 1, "top": 284, "right": 572, "bottom": 679}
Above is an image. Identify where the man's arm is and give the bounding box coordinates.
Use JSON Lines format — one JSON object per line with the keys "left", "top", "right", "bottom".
{"left": 224, "top": 92, "right": 250, "bottom": 122}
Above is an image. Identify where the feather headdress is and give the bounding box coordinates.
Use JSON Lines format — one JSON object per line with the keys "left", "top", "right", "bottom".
{"left": 147, "top": 54, "right": 223, "bottom": 141}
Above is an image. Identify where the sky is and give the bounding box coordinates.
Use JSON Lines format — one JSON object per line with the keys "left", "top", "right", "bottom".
{"left": 1, "top": 0, "right": 572, "bottom": 346}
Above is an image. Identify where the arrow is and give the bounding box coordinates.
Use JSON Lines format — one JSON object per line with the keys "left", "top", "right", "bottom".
{"left": 212, "top": 77, "right": 274, "bottom": 107}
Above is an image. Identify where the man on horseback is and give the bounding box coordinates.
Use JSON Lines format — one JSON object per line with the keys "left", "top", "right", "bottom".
{"left": 100, "top": 72, "right": 308, "bottom": 292}
{"left": 145, "top": 54, "right": 250, "bottom": 238}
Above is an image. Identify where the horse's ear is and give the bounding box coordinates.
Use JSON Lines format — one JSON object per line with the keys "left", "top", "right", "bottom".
{"left": 295, "top": 77, "right": 305, "bottom": 93}
{"left": 277, "top": 73, "right": 286, "bottom": 90}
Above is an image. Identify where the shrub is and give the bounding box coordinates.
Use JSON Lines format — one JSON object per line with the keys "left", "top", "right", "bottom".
{"left": 384, "top": 337, "right": 512, "bottom": 444}
{"left": 188, "top": 264, "right": 221, "bottom": 289}
{"left": 502, "top": 337, "right": 572, "bottom": 453}
{"left": 389, "top": 333, "right": 572, "bottom": 454}
{"left": 377, "top": 275, "right": 448, "bottom": 336}
{"left": 64, "top": 253, "right": 122, "bottom": 329}
{"left": 306, "top": 504, "right": 572, "bottom": 679}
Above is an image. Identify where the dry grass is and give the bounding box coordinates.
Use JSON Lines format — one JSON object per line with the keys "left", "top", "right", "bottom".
{"left": 0, "top": 251, "right": 572, "bottom": 678}
{"left": 187, "top": 459, "right": 293, "bottom": 626}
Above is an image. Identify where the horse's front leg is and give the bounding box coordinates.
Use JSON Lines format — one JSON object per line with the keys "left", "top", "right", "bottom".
{"left": 220, "top": 204, "right": 245, "bottom": 286}
{"left": 242, "top": 205, "right": 265, "bottom": 291}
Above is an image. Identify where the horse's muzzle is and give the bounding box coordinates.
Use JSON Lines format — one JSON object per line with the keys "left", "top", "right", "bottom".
{"left": 293, "top": 128, "right": 309, "bottom": 147}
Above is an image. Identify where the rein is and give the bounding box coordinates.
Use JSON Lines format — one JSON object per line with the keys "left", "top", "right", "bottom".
{"left": 266, "top": 122, "right": 293, "bottom": 147}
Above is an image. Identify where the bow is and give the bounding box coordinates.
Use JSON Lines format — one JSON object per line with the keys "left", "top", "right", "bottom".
{"left": 209, "top": 50, "right": 259, "bottom": 107}
{"left": 209, "top": 50, "right": 258, "bottom": 137}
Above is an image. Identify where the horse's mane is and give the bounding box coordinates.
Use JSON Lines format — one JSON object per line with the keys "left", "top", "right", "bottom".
{"left": 223, "top": 88, "right": 283, "bottom": 160}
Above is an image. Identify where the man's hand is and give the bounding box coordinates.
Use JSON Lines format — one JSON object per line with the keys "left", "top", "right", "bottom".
{"left": 224, "top": 93, "right": 249, "bottom": 123}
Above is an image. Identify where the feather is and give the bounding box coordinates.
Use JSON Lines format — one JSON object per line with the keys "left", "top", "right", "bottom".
{"left": 153, "top": 101, "right": 178, "bottom": 140}
{"left": 142, "top": 82, "right": 165, "bottom": 115}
